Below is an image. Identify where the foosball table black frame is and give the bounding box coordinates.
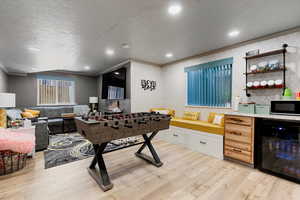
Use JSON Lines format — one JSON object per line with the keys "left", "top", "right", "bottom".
{"left": 75, "top": 113, "right": 171, "bottom": 191}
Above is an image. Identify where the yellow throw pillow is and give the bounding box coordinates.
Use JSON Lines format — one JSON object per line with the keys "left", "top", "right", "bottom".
{"left": 208, "top": 112, "right": 217, "bottom": 123}
{"left": 24, "top": 109, "right": 40, "bottom": 117}
{"left": 213, "top": 115, "right": 224, "bottom": 125}
{"left": 0, "top": 109, "right": 7, "bottom": 128}
{"left": 208, "top": 112, "right": 224, "bottom": 126}
{"left": 21, "top": 112, "right": 34, "bottom": 119}
{"left": 183, "top": 111, "right": 200, "bottom": 120}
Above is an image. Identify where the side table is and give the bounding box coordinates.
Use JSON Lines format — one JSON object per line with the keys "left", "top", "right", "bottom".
{"left": 61, "top": 113, "right": 76, "bottom": 133}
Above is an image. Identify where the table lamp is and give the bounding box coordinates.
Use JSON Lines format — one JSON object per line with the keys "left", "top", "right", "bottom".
{"left": 89, "top": 97, "right": 99, "bottom": 113}
{"left": 0, "top": 93, "right": 16, "bottom": 128}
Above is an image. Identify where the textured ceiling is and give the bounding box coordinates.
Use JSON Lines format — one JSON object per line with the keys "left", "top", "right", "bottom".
{"left": 0, "top": 0, "right": 300, "bottom": 75}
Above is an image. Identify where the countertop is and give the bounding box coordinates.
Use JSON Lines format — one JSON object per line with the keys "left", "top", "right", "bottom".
{"left": 225, "top": 112, "right": 300, "bottom": 122}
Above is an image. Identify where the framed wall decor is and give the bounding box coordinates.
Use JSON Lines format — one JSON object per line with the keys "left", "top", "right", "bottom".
{"left": 141, "top": 80, "right": 156, "bottom": 91}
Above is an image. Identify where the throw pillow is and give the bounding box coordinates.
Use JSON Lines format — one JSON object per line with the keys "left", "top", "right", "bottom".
{"left": 213, "top": 114, "right": 224, "bottom": 125}
{"left": 6, "top": 109, "right": 22, "bottom": 120}
{"left": 0, "top": 109, "right": 7, "bottom": 128}
{"left": 208, "top": 112, "right": 216, "bottom": 123}
{"left": 183, "top": 111, "right": 200, "bottom": 120}
{"left": 24, "top": 109, "right": 40, "bottom": 117}
{"left": 21, "top": 112, "right": 34, "bottom": 119}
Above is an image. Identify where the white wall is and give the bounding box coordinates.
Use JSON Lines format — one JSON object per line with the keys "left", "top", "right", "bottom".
{"left": 162, "top": 31, "right": 300, "bottom": 120}
{"left": 131, "top": 61, "right": 163, "bottom": 112}
{"left": 0, "top": 68, "right": 7, "bottom": 92}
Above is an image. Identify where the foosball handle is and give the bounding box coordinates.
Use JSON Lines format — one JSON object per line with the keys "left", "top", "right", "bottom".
{"left": 125, "top": 124, "right": 133, "bottom": 128}
{"left": 111, "top": 125, "right": 119, "bottom": 129}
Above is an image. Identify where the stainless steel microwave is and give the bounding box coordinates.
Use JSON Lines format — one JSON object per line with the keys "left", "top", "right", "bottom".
{"left": 271, "top": 101, "right": 300, "bottom": 115}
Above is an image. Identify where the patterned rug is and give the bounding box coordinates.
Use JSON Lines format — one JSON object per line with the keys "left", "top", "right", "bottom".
{"left": 44, "top": 133, "right": 143, "bottom": 169}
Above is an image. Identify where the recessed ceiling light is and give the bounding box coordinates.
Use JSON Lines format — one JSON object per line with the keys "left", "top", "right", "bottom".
{"left": 165, "top": 53, "right": 174, "bottom": 58}
{"left": 228, "top": 30, "right": 240, "bottom": 37}
{"left": 114, "top": 71, "right": 120, "bottom": 75}
{"left": 84, "top": 66, "right": 91, "bottom": 70}
{"left": 168, "top": 4, "right": 182, "bottom": 16}
{"left": 106, "top": 48, "right": 115, "bottom": 56}
{"left": 28, "top": 47, "right": 41, "bottom": 52}
{"left": 121, "top": 43, "right": 130, "bottom": 49}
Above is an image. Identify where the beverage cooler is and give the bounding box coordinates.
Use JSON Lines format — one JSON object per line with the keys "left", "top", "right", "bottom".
{"left": 256, "top": 118, "right": 300, "bottom": 183}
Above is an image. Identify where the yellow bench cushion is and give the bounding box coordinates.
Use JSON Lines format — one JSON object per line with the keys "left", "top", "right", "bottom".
{"left": 170, "top": 118, "right": 224, "bottom": 135}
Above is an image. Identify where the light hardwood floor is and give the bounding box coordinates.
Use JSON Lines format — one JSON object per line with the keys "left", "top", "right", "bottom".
{"left": 1, "top": 139, "right": 300, "bottom": 200}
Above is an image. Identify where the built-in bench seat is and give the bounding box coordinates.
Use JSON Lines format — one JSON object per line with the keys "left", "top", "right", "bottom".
{"left": 151, "top": 108, "right": 224, "bottom": 160}
{"left": 170, "top": 117, "right": 224, "bottom": 135}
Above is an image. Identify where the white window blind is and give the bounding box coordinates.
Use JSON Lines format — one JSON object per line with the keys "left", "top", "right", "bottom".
{"left": 108, "top": 86, "right": 124, "bottom": 100}
{"left": 37, "top": 77, "right": 75, "bottom": 105}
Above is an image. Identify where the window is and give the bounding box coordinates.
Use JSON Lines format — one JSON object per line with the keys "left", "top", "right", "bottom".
{"left": 185, "top": 58, "right": 233, "bottom": 107}
{"left": 37, "top": 76, "right": 75, "bottom": 105}
{"left": 108, "top": 86, "right": 124, "bottom": 99}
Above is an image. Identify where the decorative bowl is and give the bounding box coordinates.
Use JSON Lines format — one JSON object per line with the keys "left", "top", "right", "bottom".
{"left": 275, "top": 79, "right": 283, "bottom": 88}
{"left": 247, "top": 82, "right": 253, "bottom": 88}
{"left": 269, "top": 60, "right": 280, "bottom": 70}
{"left": 250, "top": 65, "right": 258, "bottom": 73}
{"left": 258, "top": 62, "right": 268, "bottom": 72}
{"left": 267, "top": 80, "right": 275, "bottom": 87}
{"left": 253, "top": 81, "right": 260, "bottom": 88}
{"left": 260, "top": 81, "right": 267, "bottom": 88}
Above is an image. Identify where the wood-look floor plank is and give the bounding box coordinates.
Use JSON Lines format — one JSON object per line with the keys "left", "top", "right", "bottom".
{"left": 0, "top": 139, "right": 300, "bottom": 200}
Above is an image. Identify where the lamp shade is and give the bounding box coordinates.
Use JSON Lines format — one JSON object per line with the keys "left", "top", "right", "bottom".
{"left": 89, "top": 97, "right": 98, "bottom": 104}
{"left": 0, "top": 93, "right": 16, "bottom": 108}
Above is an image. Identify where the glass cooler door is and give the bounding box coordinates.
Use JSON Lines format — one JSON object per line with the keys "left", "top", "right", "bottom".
{"left": 258, "top": 119, "right": 300, "bottom": 182}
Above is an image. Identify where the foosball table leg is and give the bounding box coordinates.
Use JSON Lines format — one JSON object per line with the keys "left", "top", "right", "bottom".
{"left": 88, "top": 143, "right": 114, "bottom": 191}
{"left": 135, "top": 131, "right": 163, "bottom": 167}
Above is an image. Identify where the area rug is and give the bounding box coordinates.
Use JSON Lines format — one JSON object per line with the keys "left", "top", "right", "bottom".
{"left": 44, "top": 133, "right": 143, "bottom": 169}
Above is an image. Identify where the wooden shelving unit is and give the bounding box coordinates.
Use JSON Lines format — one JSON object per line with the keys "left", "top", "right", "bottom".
{"left": 244, "top": 44, "right": 288, "bottom": 97}
{"left": 244, "top": 49, "right": 286, "bottom": 60}
{"left": 244, "top": 86, "right": 284, "bottom": 90}
{"left": 244, "top": 68, "right": 286, "bottom": 75}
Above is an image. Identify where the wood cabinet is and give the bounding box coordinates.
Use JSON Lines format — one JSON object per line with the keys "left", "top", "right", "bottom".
{"left": 224, "top": 115, "right": 254, "bottom": 165}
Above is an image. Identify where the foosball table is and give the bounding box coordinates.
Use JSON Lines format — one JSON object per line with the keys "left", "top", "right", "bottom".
{"left": 75, "top": 112, "right": 171, "bottom": 191}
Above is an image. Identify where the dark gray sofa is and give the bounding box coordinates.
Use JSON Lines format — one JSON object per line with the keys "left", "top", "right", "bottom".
{"left": 31, "top": 106, "right": 73, "bottom": 134}
{"left": 29, "top": 105, "right": 89, "bottom": 135}
{"left": 6, "top": 105, "right": 89, "bottom": 150}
